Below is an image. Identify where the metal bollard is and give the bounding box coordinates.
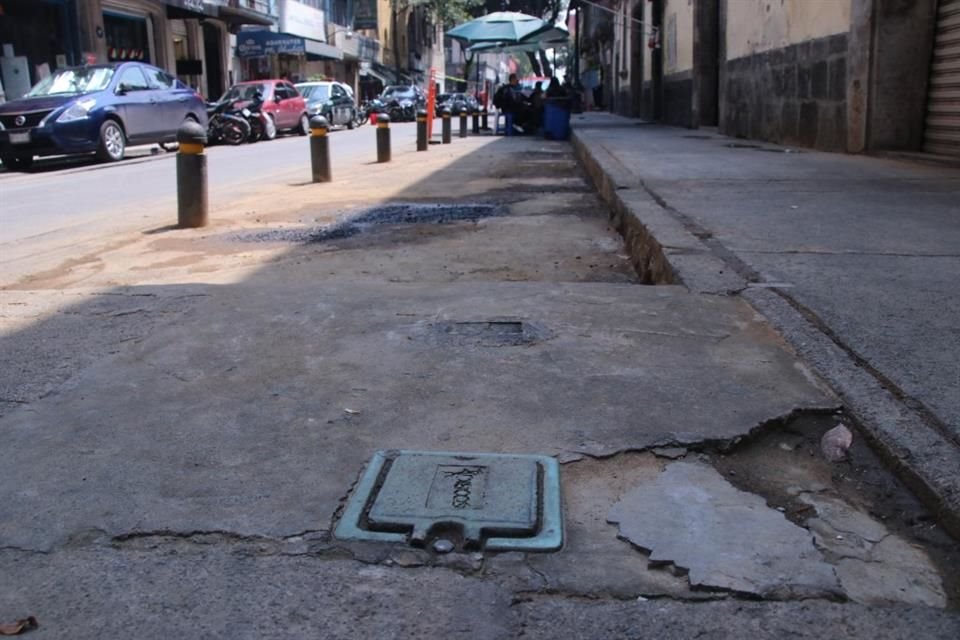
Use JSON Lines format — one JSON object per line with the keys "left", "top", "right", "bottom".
{"left": 472, "top": 110, "right": 480, "bottom": 135}
{"left": 416, "top": 109, "right": 428, "bottom": 151}
{"left": 481, "top": 107, "right": 489, "bottom": 131}
{"left": 441, "top": 108, "right": 452, "bottom": 144}
{"left": 376, "top": 113, "right": 391, "bottom": 163}
{"left": 459, "top": 109, "right": 468, "bottom": 138}
{"left": 176, "top": 120, "right": 208, "bottom": 228}
{"left": 310, "top": 115, "right": 331, "bottom": 182}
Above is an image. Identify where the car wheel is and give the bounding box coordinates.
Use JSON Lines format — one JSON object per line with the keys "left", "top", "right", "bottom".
{"left": 346, "top": 109, "right": 355, "bottom": 130}
{"left": 1, "top": 154, "right": 33, "bottom": 172}
{"left": 264, "top": 115, "right": 277, "bottom": 140}
{"left": 298, "top": 113, "right": 310, "bottom": 136}
{"left": 95, "top": 120, "right": 126, "bottom": 162}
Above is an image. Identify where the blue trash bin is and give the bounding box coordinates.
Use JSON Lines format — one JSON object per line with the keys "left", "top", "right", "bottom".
{"left": 543, "top": 98, "right": 571, "bottom": 141}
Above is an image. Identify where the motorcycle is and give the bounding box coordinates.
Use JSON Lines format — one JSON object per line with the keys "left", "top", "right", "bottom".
{"left": 356, "top": 98, "right": 384, "bottom": 126}
{"left": 206, "top": 101, "right": 250, "bottom": 146}
{"left": 386, "top": 98, "right": 415, "bottom": 123}
{"left": 236, "top": 91, "right": 276, "bottom": 143}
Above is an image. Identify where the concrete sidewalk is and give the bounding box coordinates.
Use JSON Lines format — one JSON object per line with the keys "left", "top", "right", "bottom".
{"left": 1, "top": 131, "right": 958, "bottom": 637}
{"left": 571, "top": 112, "right": 960, "bottom": 537}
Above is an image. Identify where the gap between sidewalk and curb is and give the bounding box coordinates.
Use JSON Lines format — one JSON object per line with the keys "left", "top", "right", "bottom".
{"left": 570, "top": 127, "right": 960, "bottom": 540}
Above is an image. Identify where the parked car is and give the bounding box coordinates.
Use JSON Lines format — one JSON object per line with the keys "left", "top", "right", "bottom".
{"left": 218, "top": 80, "right": 309, "bottom": 138}
{"left": 437, "top": 92, "right": 480, "bottom": 115}
{"left": 0, "top": 62, "right": 207, "bottom": 170}
{"left": 296, "top": 81, "right": 357, "bottom": 129}
{"left": 378, "top": 85, "right": 425, "bottom": 121}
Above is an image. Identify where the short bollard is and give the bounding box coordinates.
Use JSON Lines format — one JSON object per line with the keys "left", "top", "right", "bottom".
{"left": 176, "top": 120, "right": 207, "bottom": 228}
{"left": 376, "top": 113, "right": 391, "bottom": 163}
{"left": 472, "top": 110, "right": 480, "bottom": 135}
{"left": 459, "top": 109, "right": 468, "bottom": 138}
{"left": 310, "top": 115, "right": 331, "bottom": 182}
{"left": 441, "top": 108, "right": 452, "bottom": 144}
{"left": 481, "top": 107, "right": 489, "bottom": 131}
{"left": 416, "top": 109, "right": 428, "bottom": 151}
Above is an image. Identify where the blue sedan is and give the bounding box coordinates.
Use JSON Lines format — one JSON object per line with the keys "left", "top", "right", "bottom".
{"left": 0, "top": 62, "right": 207, "bottom": 171}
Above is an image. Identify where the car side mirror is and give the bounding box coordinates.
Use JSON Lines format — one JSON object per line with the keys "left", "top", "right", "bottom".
{"left": 116, "top": 83, "right": 129, "bottom": 95}
{"left": 274, "top": 94, "right": 282, "bottom": 103}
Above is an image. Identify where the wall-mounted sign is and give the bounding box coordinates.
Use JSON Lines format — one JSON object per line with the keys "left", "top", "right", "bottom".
{"left": 280, "top": 0, "right": 326, "bottom": 43}
{"left": 354, "top": 0, "right": 377, "bottom": 31}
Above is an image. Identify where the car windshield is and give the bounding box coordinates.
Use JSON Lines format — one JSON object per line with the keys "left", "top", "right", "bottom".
{"left": 220, "top": 83, "right": 267, "bottom": 102}
{"left": 298, "top": 85, "right": 330, "bottom": 102}
{"left": 26, "top": 67, "right": 115, "bottom": 97}
{"left": 382, "top": 86, "right": 415, "bottom": 99}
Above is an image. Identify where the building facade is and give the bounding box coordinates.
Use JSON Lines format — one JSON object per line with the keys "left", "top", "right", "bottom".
{"left": 0, "top": 0, "right": 276, "bottom": 102}
{"left": 577, "top": 0, "right": 959, "bottom": 158}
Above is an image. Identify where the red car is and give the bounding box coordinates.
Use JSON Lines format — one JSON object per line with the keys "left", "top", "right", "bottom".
{"left": 218, "top": 79, "right": 309, "bottom": 137}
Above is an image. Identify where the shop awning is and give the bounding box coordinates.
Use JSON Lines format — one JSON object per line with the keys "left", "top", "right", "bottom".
{"left": 360, "top": 62, "right": 412, "bottom": 86}
{"left": 360, "top": 65, "right": 391, "bottom": 85}
{"left": 164, "top": 0, "right": 218, "bottom": 19}
{"left": 305, "top": 39, "right": 342, "bottom": 61}
{"left": 236, "top": 30, "right": 342, "bottom": 60}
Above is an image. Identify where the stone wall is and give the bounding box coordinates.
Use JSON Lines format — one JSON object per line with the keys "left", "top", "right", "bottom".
{"left": 721, "top": 33, "right": 848, "bottom": 151}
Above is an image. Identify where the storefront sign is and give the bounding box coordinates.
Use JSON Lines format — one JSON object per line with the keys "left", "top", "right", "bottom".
{"left": 237, "top": 31, "right": 307, "bottom": 57}
{"left": 163, "top": 0, "right": 219, "bottom": 18}
{"left": 279, "top": 0, "right": 326, "bottom": 43}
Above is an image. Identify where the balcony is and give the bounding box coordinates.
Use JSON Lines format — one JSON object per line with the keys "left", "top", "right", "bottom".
{"left": 207, "top": 0, "right": 276, "bottom": 29}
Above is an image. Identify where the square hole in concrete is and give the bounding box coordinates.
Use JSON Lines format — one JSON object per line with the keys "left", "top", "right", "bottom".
{"left": 334, "top": 450, "right": 563, "bottom": 552}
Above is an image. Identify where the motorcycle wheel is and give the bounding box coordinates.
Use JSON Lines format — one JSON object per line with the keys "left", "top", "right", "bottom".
{"left": 223, "top": 119, "right": 250, "bottom": 146}
{"left": 388, "top": 107, "right": 402, "bottom": 123}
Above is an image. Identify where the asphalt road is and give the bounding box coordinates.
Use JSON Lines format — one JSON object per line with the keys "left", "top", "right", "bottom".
{"left": 0, "top": 122, "right": 419, "bottom": 260}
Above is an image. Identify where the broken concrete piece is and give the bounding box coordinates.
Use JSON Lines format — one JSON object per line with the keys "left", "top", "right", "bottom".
{"left": 651, "top": 447, "right": 687, "bottom": 459}
{"left": 607, "top": 461, "right": 840, "bottom": 598}
{"left": 800, "top": 493, "right": 946, "bottom": 608}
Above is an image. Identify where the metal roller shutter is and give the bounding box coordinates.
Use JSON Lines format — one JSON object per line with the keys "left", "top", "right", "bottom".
{"left": 924, "top": 0, "right": 960, "bottom": 157}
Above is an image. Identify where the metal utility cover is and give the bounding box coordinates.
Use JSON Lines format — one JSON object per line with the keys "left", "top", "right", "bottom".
{"left": 334, "top": 450, "right": 563, "bottom": 552}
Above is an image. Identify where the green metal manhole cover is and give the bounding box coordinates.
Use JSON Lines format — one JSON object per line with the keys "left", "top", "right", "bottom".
{"left": 334, "top": 450, "right": 563, "bottom": 552}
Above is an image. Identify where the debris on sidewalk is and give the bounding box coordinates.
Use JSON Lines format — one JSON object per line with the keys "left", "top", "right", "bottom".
{"left": 0, "top": 617, "right": 38, "bottom": 636}
{"left": 821, "top": 424, "right": 854, "bottom": 462}
{"left": 607, "top": 461, "right": 840, "bottom": 598}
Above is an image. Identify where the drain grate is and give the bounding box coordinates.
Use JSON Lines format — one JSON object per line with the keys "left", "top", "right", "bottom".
{"left": 233, "top": 203, "right": 504, "bottom": 244}
{"left": 335, "top": 450, "right": 563, "bottom": 552}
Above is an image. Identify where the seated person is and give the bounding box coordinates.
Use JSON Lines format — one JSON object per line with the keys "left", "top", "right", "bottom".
{"left": 493, "top": 73, "right": 535, "bottom": 133}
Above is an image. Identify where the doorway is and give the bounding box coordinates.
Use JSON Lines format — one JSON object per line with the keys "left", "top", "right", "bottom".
{"left": 203, "top": 23, "right": 224, "bottom": 101}
{"left": 694, "top": 0, "right": 719, "bottom": 127}
{"left": 630, "top": 2, "right": 645, "bottom": 118}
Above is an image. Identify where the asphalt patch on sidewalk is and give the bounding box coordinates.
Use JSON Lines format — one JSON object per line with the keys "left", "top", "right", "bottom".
{"left": 232, "top": 203, "right": 506, "bottom": 244}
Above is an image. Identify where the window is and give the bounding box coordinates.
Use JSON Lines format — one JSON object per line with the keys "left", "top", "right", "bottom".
{"left": 117, "top": 66, "right": 150, "bottom": 91}
{"left": 145, "top": 68, "right": 175, "bottom": 90}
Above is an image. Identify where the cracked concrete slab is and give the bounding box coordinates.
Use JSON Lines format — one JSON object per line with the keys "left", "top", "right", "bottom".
{"left": 517, "top": 595, "right": 960, "bottom": 639}
{"left": 0, "top": 287, "right": 202, "bottom": 417}
{"left": 607, "top": 460, "right": 841, "bottom": 598}
{"left": 801, "top": 493, "right": 946, "bottom": 607}
{"left": 0, "top": 549, "right": 513, "bottom": 640}
{"left": 0, "top": 279, "right": 835, "bottom": 551}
